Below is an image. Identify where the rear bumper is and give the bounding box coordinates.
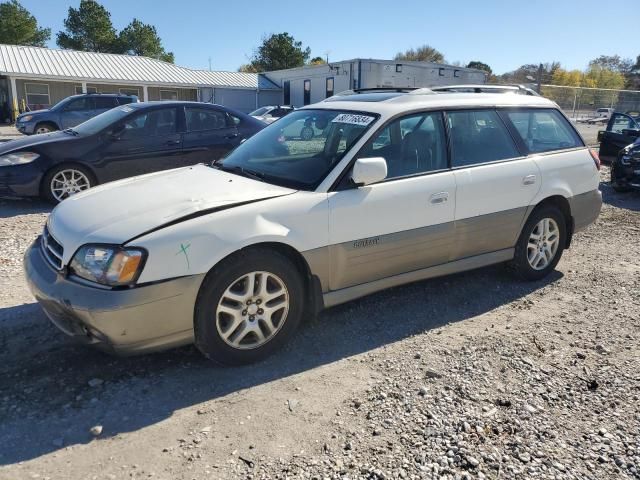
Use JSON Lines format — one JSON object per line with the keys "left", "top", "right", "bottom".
{"left": 0, "top": 163, "right": 43, "bottom": 197}
{"left": 24, "top": 238, "right": 205, "bottom": 355}
{"left": 569, "top": 189, "right": 602, "bottom": 233}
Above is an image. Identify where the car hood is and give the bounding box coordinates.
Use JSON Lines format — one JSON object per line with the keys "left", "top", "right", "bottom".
{"left": 18, "top": 108, "right": 50, "bottom": 118}
{"left": 0, "top": 131, "right": 74, "bottom": 154}
{"left": 48, "top": 164, "right": 295, "bottom": 260}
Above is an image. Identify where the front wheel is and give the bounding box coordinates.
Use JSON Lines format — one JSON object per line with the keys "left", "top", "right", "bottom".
{"left": 510, "top": 206, "right": 566, "bottom": 281}
{"left": 611, "top": 164, "right": 631, "bottom": 193}
{"left": 42, "top": 165, "right": 95, "bottom": 204}
{"left": 34, "top": 123, "right": 57, "bottom": 134}
{"left": 194, "top": 248, "right": 304, "bottom": 365}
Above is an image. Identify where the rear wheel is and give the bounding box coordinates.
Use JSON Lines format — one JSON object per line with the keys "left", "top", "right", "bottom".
{"left": 510, "top": 206, "right": 566, "bottom": 281}
{"left": 194, "top": 248, "right": 304, "bottom": 365}
{"left": 34, "top": 123, "right": 57, "bottom": 134}
{"left": 42, "top": 165, "right": 95, "bottom": 204}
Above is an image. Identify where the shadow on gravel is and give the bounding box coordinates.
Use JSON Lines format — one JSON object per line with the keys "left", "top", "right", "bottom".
{"left": 600, "top": 181, "right": 640, "bottom": 212}
{"left": 0, "top": 263, "right": 562, "bottom": 465}
{"left": 0, "top": 198, "right": 52, "bottom": 218}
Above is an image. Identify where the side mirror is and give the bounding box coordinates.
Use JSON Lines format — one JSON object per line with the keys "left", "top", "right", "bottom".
{"left": 351, "top": 157, "right": 387, "bottom": 187}
{"left": 109, "top": 124, "right": 126, "bottom": 140}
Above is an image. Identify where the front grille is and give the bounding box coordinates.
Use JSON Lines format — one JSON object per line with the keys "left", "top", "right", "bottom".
{"left": 41, "top": 224, "right": 64, "bottom": 270}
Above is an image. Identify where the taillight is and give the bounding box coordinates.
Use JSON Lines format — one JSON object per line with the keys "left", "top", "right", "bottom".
{"left": 589, "top": 148, "right": 601, "bottom": 170}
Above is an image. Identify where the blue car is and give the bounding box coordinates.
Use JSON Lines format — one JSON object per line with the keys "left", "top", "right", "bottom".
{"left": 15, "top": 93, "right": 139, "bottom": 135}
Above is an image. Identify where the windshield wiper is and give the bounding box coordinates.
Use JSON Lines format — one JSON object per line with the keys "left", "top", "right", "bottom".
{"left": 63, "top": 128, "right": 79, "bottom": 136}
{"left": 217, "top": 164, "right": 266, "bottom": 183}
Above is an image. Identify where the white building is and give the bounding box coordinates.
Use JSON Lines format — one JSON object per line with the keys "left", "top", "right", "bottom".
{"left": 265, "top": 58, "right": 488, "bottom": 107}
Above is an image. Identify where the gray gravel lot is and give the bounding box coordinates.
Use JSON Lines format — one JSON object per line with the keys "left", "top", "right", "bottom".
{"left": 0, "top": 167, "right": 638, "bottom": 480}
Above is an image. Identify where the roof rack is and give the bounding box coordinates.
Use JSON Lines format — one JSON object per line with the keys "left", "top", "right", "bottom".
{"left": 352, "top": 87, "right": 418, "bottom": 93}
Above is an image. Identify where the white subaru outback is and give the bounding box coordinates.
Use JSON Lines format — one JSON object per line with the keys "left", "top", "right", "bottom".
{"left": 24, "top": 90, "right": 602, "bottom": 365}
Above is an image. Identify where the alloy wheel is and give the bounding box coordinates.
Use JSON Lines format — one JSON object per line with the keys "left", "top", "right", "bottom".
{"left": 527, "top": 218, "right": 560, "bottom": 270}
{"left": 50, "top": 169, "right": 91, "bottom": 202}
{"left": 215, "top": 271, "right": 289, "bottom": 350}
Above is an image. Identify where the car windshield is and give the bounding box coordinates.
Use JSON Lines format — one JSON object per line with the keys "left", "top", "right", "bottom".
{"left": 71, "top": 104, "right": 138, "bottom": 135}
{"left": 250, "top": 107, "right": 271, "bottom": 116}
{"left": 218, "top": 109, "right": 378, "bottom": 190}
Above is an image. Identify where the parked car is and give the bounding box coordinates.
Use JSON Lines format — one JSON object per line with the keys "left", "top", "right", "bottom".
{"left": 597, "top": 112, "right": 640, "bottom": 163}
{"left": 1, "top": 101, "right": 265, "bottom": 203}
{"left": 249, "top": 105, "right": 295, "bottom": 124}
{"left": 24, "top": 91, "right": 601, "bottom": 365}
{"left": 610, "top": 137, "right": 640, "bottom": 192}
{"left": 15, "top": 93, "right": 138, "bottom": 135}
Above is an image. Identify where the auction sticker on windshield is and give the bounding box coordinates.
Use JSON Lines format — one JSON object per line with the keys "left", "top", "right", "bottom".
{"left": 332, "top": 113, "right": 375, "bottom": 126}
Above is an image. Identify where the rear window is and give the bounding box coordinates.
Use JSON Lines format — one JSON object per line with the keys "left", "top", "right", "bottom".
{"left": 94, "top": 97, "right": 117, "bottom": 109}
{"left": 504, "top": 109, "right": 582, "bottom": 153}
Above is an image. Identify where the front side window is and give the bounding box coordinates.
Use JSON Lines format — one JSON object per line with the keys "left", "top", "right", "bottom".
{"left": 218, "top": 109, "right": 378, "bottom": 190}
{"left": 447, "top": 109, "right": 520, "bottom": 167}
{"left": 505, "top": 109, "right": 582, "bottom": 153}
{"left": 607, "top": 113, "right": 639, "bottom": 134}
{"left": 64, "top": 97, "right": 93, "bottom": 111}
{"left": 358, "top": 111, "right": 447, "bottom": 179}
{"left": 94, "top": 97, "right": 118, "bottom": 109}
{"left": 120, "top": 108, "right": 177, "bottom": 139}
{"left": 186, "top": 108, "right": 228, "bottom": 131}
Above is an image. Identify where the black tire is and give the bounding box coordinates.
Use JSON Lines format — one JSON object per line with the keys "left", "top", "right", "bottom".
{"left": 34, "top": 122, "right": 57, "bottom": 134}
{"left": 41, "top": 164, "right": 96, "bottom": 204}
{"left": 194, "top": 248, "right": 304, "bottom": 365}
{"left": 509, "top": 205, "right": 567, "bottom": 281}
{"left": 611, "top": 165, "right": 631, "bottom": 193}
{"left": 300, "top": 126, "right": 314, "bottom": 141}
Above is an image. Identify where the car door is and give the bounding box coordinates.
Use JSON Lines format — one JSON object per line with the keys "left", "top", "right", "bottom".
{"left": 599, "top": 113, "right": 640, "bottom": 162}
{"left": 98, "top": 106, "right": 183, "bottom": 182}
{"left": 60, "top": 97, "right": 95, "bottom": 128}
{"left": 328, "top": 111, "right": 456, "bottom": 291}
{"left": 446, "top": 109, "right": 540, "bottom": 260}
{"left": 181, "top": 106, "right": 240, "bottom": 165}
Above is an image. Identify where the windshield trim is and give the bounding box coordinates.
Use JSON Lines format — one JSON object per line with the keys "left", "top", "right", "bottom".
{"left": 218, "top": 108, "right": 380, "bottom": 191}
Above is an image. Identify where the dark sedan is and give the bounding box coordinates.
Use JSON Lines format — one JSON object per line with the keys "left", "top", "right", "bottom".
{"left": 0, "top": 102, "right": 266, "bottom": 203}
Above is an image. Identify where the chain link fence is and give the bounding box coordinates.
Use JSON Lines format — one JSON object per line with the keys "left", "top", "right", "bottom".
{"left": 541, "top": 85, "right": 640, "bottom": 121}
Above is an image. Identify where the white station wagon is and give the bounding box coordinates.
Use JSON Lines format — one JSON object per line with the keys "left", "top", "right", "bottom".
{"left": 24, "top": 90, "right": 602, "bottom": 365}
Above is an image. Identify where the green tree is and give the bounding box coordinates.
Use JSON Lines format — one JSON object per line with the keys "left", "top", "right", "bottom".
{"left": 0, "top": 0, "right": 50, "bottom": 47}
{"left": 309, "top": 56, "right": 326, "bottom": 65}
{"left": 244, "top": 33, "right": 310, "bottom": 72}
{"left": 238, "top": 63, "right": 259, "bottom": 73}
{"left": 56, "top": 0, "right": 119, "bottom": 53}
{"left": 466, "top": 61, "right": 492, "bottom": 75}
{"left": 118, "top": 18, "right": 174, "bottom": 63}
{"left": 394, "top": 44, "right": 444, "bottom": 63}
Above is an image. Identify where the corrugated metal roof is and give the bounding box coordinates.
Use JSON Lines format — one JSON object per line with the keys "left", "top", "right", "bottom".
{"left": 0, "top": 44, "right": 279, "bottom": 90}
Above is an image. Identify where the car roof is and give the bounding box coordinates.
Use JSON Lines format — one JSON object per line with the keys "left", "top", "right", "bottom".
{"left": 310, "top": 91, "right": 557, "bottom": 115}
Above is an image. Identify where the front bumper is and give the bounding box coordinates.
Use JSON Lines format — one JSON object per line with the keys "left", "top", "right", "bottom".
{"left": 15, "top": 121, "right": 36, "bottom": 134}
{"left": 24, "top": 238, "right": 205, "bottom": 355}
{"left": 0, "top": 163, "right": 43, "bottom": 197}
{"left": 612, "top": 161, "right": 640, "bottom": 191}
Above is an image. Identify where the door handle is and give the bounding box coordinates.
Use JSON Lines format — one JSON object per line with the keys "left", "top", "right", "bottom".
{"left": 225, "top": 133, "right": 239, "bottom": 139}
{"left": 430, "top": 192, "right": 449, "bottom": 204}
{"left": 522, "top": 174, "right": 537, "bottom": 186}
{"left": 165, "top": 139, "right": 181, "bottom": 146}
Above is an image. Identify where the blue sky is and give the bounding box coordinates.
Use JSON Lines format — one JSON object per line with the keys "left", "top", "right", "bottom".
{"left": 19, "top": 0, "right": 639, "bottom": 74}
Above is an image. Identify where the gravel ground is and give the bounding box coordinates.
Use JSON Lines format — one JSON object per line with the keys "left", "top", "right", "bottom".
{"left": 0, "top": 166, "right": 638, "bottom": 480}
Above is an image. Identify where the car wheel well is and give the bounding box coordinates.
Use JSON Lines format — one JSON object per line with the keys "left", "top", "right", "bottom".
{"left": 34, "top": 121, "right": 58, "bottom": 131}
{"left": 531, "top": 195, "right": 573, "bottom": 248}
{"left": 40, "top": 162, "right": 98, "bottom": 195}
{"left": 207, "top": 242, "right": 324, "bottom": 317}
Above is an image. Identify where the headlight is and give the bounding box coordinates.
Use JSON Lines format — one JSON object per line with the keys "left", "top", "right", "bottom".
{"left": 20, "top": 115, "right": 33, "bottom": 122}
{"left": 0, "top": 152, "right": 40, "bottom": 166}
{"left": 620, "top": 154, "right": 631, "bottom": 165}
{"left": 70, "top": 245, "right": 146, "bottom": 286}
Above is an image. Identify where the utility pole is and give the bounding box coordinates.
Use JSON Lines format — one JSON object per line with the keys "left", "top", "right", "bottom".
{"left": 536, "top": 63, "right": 543, "bottom": 94}
{"left": 208, "top": 57, "right": 212, "bottom": 71}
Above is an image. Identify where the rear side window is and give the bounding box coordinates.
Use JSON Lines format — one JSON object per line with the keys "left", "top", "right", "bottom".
{"left": 186, "top": 108, "right": 229, "bottom": 131}
{"left": 504, "top": 109, "right": 582, "bottom": 153}
{"left": 447, "top": 110, "right": 520, "bottom": 167}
